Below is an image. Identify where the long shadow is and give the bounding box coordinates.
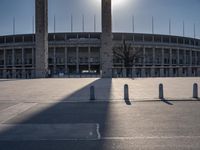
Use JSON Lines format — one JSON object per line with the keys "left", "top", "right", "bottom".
{"left": 0, "top": 78, "right": 113, "bottom": 150}
{"left": 0, "top": 79, "right": 19, "bottom": 82}
{"left": 161, "top": 98, "right": 173, "bottom": 105}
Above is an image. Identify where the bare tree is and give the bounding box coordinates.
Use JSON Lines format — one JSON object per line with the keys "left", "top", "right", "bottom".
{"left": 113, "top": 40, "right": 143, "bottom": 77}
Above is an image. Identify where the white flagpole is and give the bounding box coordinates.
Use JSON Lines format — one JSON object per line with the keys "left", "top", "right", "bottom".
{"left": 71, "top": 14, "right": 73, "bottom": 32}
{"left": 54, "top": 15, "right": 56, "bottom": 34}
{"left": 194, "top": 23, "right": 196, "bottom": 39}
{"left": 94, "top": 15, "right": 96, "bottom": 32}
{"left": 152, "top": 16, "right": 154, "bottom": 34}
{"left": 32, "top": 16, "right": 35, "bottom": 34}
{"left": 169, "top": 19, "right": 171, "bottom": 35}
{"left": 183, "top": 21, "right": 185, "bottom": 37}
{"left": 82, "top": 14, "right": 85, "bottom": 32}
{"left": 13, "top": 17, "right": 15, "bottom": 35}
{"left": 132, "top": 15, "right": 135, "bottom": 33}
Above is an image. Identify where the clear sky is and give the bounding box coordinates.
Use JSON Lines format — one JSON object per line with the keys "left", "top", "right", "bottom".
{"left": 0, "top": 0, "right": 200, "bottom": 39}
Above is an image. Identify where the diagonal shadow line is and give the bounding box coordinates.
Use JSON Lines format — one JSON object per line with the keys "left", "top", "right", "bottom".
{"left": 160, "top": 98, "right": 173, "bottom": 105}
{"left": 0, "top": 78, "right": 113, "bottom": 150}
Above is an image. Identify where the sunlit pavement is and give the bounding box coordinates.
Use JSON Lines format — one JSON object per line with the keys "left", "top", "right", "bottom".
{"left": 0, "top": 78, "right": 200, "bottom": 150}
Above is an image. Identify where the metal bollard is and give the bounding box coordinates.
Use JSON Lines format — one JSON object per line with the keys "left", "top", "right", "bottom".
{"left": 124, "top": 84, "right": 129, "bottom": 100}
{"left": 90, "top": 86, "right": 95, "bottom": 100}
{"left": 193, "top": 83, "right": 198, "bottom": 98}
{"left": 159, "top": 84, "right": 164, "bottom": 99}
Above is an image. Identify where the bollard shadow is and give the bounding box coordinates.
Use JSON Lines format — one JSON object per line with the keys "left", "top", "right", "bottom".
{"left": 124, "top": 98, "right": 132, "bottom": 105}
{"left": 0, "top": 78, "right": 114, "bottom": 150}
{"left": 160, "top": 98, "right": 173, "bottom": 105}
{"left": 195, "top": 98, "right": 200, "bottom": 101}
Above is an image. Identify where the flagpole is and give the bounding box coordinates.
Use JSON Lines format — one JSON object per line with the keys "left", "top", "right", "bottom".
{"left": 194, "top": 23, "right": 196, "bottom": 39}
{"left": 82, "top": 14, "right": 85, "bottom": 32}
{"left": 13, "top": 17, "right": 15, "bottom": 35}
{"left": 32, "top": 16, "right": 35, "bottom": 34}
{"left": 169, "top": 19, "right": 171, "bottom": 35}
{"left": 94, "top": 15, "right": 96, "bottom": 32}
{"left": 71, "top": 14, "right": 73, "bottom": 32}
{"left": 54, "top": 15, "right": 56, "bottom": 34}
{"left": 132, "top": 15, "right": 135, "bottom": 33}
{"left": 183, "top": 21, "right": 185, "bottom": 37}
{"left": 152, "top": 16, "right": 154, "bottom": 34}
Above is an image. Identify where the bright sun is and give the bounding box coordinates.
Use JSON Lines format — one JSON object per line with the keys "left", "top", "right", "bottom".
{"left": 112, "top": 0, "right": 127, "bottom": 7}
{"left": 112, "top": 0, "right": 123, "bottom": 5}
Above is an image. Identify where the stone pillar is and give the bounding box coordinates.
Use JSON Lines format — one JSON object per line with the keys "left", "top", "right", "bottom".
{"left": 178, "top": 68, "right": 182, "bottom": 77}
{"left": 22, "top": 48, "right": 25, "bottom": 78}
{"left": 161, "top": 48, "right": 164, "bottom": 65}
{"left": 101, "top": 0, "right": 113, "bottom": 78}
{"left": 3, "top": 49, "right": 6, "bottom": 78}
{"left": 152, "top": 48, "right": 155, "bottom": 66}
{"left": 169, "top": 68, "right": 173, "bottom": 77}
{"left": 169, "top": 48, "right": 172, "bottom": 66}
{"left": 132, "top": 68, "right": 136, "bottom": 78}
{"left": 151, "top": 68, "right": 155, "bottom": 77}
{"left": 64, "top": 47, "right": 68, "bottom": 74}
{"left": 88, "top": 47, "right": 91, "bottom": 73}
{"left": 141, "top": 68, "right": 145, "bottom": 77}
{"left": 12, "top": 49, "right": 16, "bottom": 78}
{"left": 143, "top": 47, "right": 146, "bottom": 66}
{"left": 53, "top": 47, "right": 56, "bottom": 74}
{"left": 76, "top": 47, "right": 79, "bottom": 74}
{"left": 35, "top": 0, "right": 48, "bottom": 78}
{"left": 177, "top": 49, "right": 180, "bottom": 65}
{"left": 160, "top": 68, "right": 164, "bottom": 77}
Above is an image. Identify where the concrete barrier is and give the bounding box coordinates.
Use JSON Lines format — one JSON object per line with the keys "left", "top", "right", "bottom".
{"left": 159, "top": 84, "right": 164, "bottom": 99}
{"left": 124, "top": 84, "right": 129, "bottom": 100}
{"left": 90, "top": 86, "right": 95, "bottom": 100}
{"left": 193, "top": 83, "right": 198, "bottom": 98}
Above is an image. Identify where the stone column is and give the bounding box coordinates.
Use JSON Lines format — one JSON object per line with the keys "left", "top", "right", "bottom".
{"left": 76, "top": 47, "right": 79, "bottom": 74}
{"left": 143, "top": 47, "right": 146, "bottom": 66}
{"left": 35, "top": 0, "right": 48, "bottom": 78}
{"left": 22, "top": 48, "right": 25, "bottom": 78}
{"left": 151, "top": 68, "right": 155, "bottom": 77}
{"left": 132, "top": 68, "right": 136, "bottom": 78}
{"left": 88, "top": 47, "right": 91, "bottom": 73}
{"left": 161, "top": 48, "right": 164, "bottom": 66}
{"left": 64, "top": 47, "right": 68, "bottom": 74}
{"left": 12, "top": 48, "right": 16, "bottom": 78}
{"left": 101, "top": 0, "right": 113, "bottom": 78}
{"left": 177, "top": 49, "right": 180, "bottom": 66}
{"left": 3, "top": 49, "right": 6, "bottom": 78}
{"left": 53, "top": 47, "right": 56, "bottom": 74}
{"left": 169, "top": 48, "right": 172, "bottom": 66}
{"left": 152, "top": 47, "right": 155, "bottom": 66}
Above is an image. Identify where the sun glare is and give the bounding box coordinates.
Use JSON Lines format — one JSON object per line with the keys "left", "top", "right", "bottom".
{"left": 112, "top": 0, "right": 129, "bottom": 8}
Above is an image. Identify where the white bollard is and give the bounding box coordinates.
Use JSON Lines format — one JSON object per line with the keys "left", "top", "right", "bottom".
{"left": 90, "top": 86, "right": 95, "bottom": 100}
{"left": 124, "top": 84, "right": 129, "bottom": 100}
{"left": 193, "top": 83, "right": 198, "bottom": 98}
{"left": 159, "top": 84, "right": 164, "bottom": 99}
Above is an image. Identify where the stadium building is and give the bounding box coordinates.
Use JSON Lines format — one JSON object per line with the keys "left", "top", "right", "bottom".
{"left": 0, "top": 0, "right": 200, "bottom": 78}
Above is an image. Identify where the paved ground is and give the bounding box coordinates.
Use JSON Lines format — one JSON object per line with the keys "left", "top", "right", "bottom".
{"left": 0, "top": 77, "right": 199, "bottom": 102}
{"left": 0, "top": 78, "right": 200, "bottom": 150}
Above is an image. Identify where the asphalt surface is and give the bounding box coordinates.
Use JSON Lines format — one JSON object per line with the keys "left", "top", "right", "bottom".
{"left": 0, "top": 100, "right": 200, "bottom": 150}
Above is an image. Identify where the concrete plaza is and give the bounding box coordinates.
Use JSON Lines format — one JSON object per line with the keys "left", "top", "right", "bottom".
{"left": 0, "top": 78, "right": 200, "bottom": 150}
{"left": 0, "top": 77, "right": 200, "bottom": 102}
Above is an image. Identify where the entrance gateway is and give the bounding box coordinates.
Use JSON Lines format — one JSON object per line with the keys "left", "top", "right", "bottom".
{"left": 35, "top": 0, "right": 113, "bottom": 78}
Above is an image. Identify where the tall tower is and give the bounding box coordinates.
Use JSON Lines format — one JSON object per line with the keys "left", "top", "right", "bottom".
{"left": 101, "top": 0, "right": 113, "bottom": 78}
{"left": 35, "top": 0, "right": 48, "bottom": 78}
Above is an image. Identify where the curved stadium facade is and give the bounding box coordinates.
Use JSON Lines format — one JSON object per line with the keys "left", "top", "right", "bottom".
{"left": 0, "top": 32, "right": 200, "bottom": 78}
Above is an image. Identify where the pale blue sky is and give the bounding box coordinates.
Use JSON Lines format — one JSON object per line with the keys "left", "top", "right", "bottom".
{"left": 0, "top": 0, "right": 200, "bottom": 38}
